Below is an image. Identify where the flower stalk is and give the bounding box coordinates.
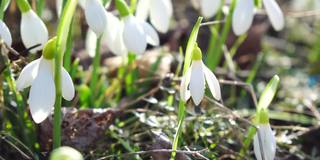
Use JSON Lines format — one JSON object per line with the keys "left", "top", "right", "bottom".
{"left": 206, "top": 0, "right": 236, "bottom": 70}
{"left": 16, "top": 0, "right": 31, "bottom": 13}
{"left": 171, "top": 17, "right": 202, "bottom": 160}
{"left": 53, "top": 0, "right": 78, "bottom": 149}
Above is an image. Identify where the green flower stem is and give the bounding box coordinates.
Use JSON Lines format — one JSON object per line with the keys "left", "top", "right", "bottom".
{"left": 171, "top": 17, "right": 202, "bottom": 160}
{"left": 63, "top": 18, "right": 74, "bottom": 72}
{"left": 16, "top": 0, "right": 31, "bottom": 13}
{"left": 130, "top": 0, "right": 137, "bottom": 13}
{"left": 206, "top": 0, "right": 225, "bottom": 64}
{"left": 36, "top": 0, "right": 45, "bottom": 16}
{"left": 115, "top": 0, "right": 131, "bottom": 17}
{"left": 90, "top": 36, "right": 102, "bottom": 106}
{"left": 206, "top": 0, "right": 236, "bottom": 71}
{"left": 53, "top": 0, "right": 78, "bottom": 149}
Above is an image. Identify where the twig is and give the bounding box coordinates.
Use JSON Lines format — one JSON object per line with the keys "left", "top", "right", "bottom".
{"left": 97, "top": 148, "right": 209, "bottom": 160}
{"left": 119, "top": 84, "right": 161, "bottom": 110}
{"left": 218, "top": 79, "right": 258, "bottom": 107}
{"left": 205, "top": 96, "right": 256, "bottom": 128}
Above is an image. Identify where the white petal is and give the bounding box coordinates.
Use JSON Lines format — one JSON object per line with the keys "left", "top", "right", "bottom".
{"left": 253, "top": 124, "right": 277, "bottom": 160}
{"left": 61, "top": 67, "right": 75, "bottom": 101}
{"left": 0, "top": 20, "right": 12, "bottom": 46}
{"left": 203, "top": 63, "right": 221, "bottom": 100}
{"left": 85, "top": 28, "right": 97, "bottom": 57}
{"left": 21, "top": 10, "right": 48, "bottom": 52}
{"left": 84, "top": 0, "right": 108, "bottom": 36}
{"left": 112, "top": 21, "right": 128, "bottom": 56}
{"left": 232, "top": 0, "right": 254, "bottom": 35}
{"left": 263, "top": 0, "right": 284, "bottom": 31}
{"left": 56, "top": 0, "right": 62, "bottom": 17}
{"left": 189, "top": 61, "right": 205, "bottom": 105}
{"left": 123, "top": 15, "right": 147, "bottom": 54}
{"left": 150, "top": 0, "right": 173, "bottom": 33}
{"left": 103, "top": 12, "right": 127, "bottom": 56}
{"left": 28, "top": 58, "right": 55, "bottom": 123}
{"left": 16, "top": 58, "right": 41, "bottom": 91}
{"left": 200, "top": 0, "right": 221, "bottom": 18}
{"left": 180, "top": 67, "right": 191, "bottom": 102}
{"left": 135, "top": 0, "right": 151, "bottom": 21}
{"left": 141, "top": 21, "right": 159, "bottom": 46}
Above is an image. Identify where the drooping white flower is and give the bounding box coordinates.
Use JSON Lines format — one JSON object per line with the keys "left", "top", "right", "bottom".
{"left": 136, "top": 0, "right": 173, "bottom": 33}
{"left": 253, "top": 124, "right": 276, "bottom": 160}
{"left": 20, "top": 10, "right": 48, "bottom": 52}
{"left": 104, "top": 12, "right": 127, "bottom": 56}
{"left": 16, "top": 57, "right": 74, "bottom": 123}
{"left": 180, "top": 46, "right": 221, "bottom": 105}
{"left": 232, "top": 0, "right": 284, "bottom": 35}
{"left": 84, "top": 0, "right": 108, "bottom": 36}
{"left": 85, "top": 12, "right": 127, "bottom": 57}
{"left": 123, "top": 15, "right": 159, "bottom": 54}
{"left": 0, "top": 20, "right": 12, "bottom": 46}
{"left": 232, "top": 0, "right": 254, "bottom": 35}
{"left": 191, "top": 0, "right": 221, "bottom": 19}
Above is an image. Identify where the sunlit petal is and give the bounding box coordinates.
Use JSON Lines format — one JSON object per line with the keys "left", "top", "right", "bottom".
{"left": 85, "top": 28, "right": 97, "bottom": 57}
{"left": 135, "top": 0, "right": 151, "bottom": 21}
{"left": 232, "top": 0, "right": 254, "bottom": 35}
{"left": 253, "top": 124, "right": 276, "bottom": 160}
{"left": 140, "top": 21, "right": 159, "bottom": 46}
{"left": 28, "top": 58, "right": 55, "bottom": 123}
{"left": 21, "top": 10, "right": 48, "bottom": 52}
{"left": 0, "top": 20, "right": 12, "bottom": 46}
{"left": 200, "top": 0, "right": 221, "bottom": 18}
{"left": 123, "top": 15, "right": 147, "bottom": 54}
{"left": 263, "top": 0, "right": 284, "bottom": 31}
{"left": 189, "top": 60, "right": 205, "bottom": 105}
{"left": 180, "top": 67, "right": 191, "bottom": 102}
{"left": 16, "top": 58, "right": 41, "bottom": 91}
{"left": 203, "top": 63, "right": 221, "bottom": 100}
{"left": 150, "top": 0, "right": 173, "bottom": 33}
{"left": 61, "top": 68, "right": 75, "bottom": 101}
{"left": 84, "top": 0, "right": 108, "bottom": 36}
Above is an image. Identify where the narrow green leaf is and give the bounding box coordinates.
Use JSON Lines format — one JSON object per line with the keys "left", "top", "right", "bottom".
{"left": 183, "top": 17, "right": 203, "bottom": 74}
{"left": 257, "top": 75, "right": 280, "bottom": 110}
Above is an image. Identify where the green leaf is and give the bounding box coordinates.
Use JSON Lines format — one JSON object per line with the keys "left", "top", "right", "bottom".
{"left": 183, "top": 17, "right": 203, "bottom": 74}
{"left": 257, "top": 75, "right": 280, "bottom": 110}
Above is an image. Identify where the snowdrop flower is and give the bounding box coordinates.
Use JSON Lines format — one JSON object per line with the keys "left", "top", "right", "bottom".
{"left": 16, "top": 38, "right": 75, "bottom": 123}
{"left": 85, "top": 12, "right": 127, "bottom": 57}
{"left": 191, "top": 0, "right": 221, "bottom": 19}
{"left": 0, "top": 20, "right": 12, "bottom": 46}
{"left": 232, "top": 0, "right": 284, "bottom": 35}
{"left": 180, "top": 45, "right": 221, "bottom": 105}
{"left": 253, "top": 109, "right": 276, "bottom": 160}
{"left": 136, "top": 0, "right": 173, "bottom": 33}
{"left": 20, "top": 9, "right": 48, "bottom": 52}
{"left": 84, "top": 0, "right": 107, "bottom": 36}
{"left": 116, "top": 0, "right": 159, "bottom": 55}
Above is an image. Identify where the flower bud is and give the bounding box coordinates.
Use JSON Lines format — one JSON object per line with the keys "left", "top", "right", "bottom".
{"left": 43, "top": 37, "right": 57, "bottom": 60}
{"left": 49, "top": 146, "right": 83, "bottom": 160}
